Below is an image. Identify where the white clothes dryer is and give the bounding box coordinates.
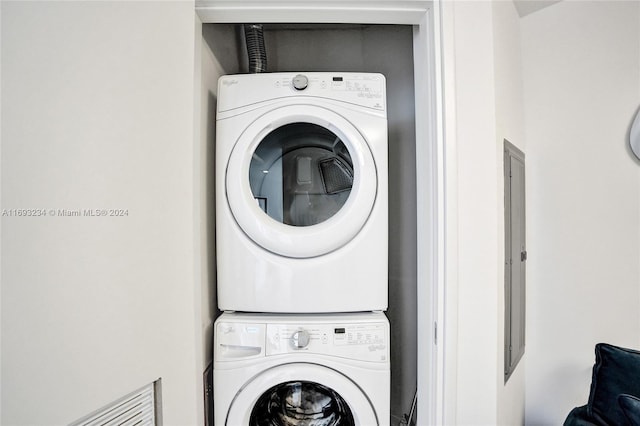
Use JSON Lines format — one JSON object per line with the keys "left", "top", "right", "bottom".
{"left": 213, "top": 311, "right": 390, "bottom": 426}
{"left": 216, "top": 72, "right": 388, "bottom": 313}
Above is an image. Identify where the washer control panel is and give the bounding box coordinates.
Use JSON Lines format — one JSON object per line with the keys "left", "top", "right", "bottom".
{"left": 266, "top": 321, "right": 388, "bottom": 362}
{"left": 214, "top": 313, "right": 390, "bottom": 363}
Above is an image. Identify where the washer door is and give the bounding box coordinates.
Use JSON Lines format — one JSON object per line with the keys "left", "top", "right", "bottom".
{"left": 226, "top": 363, "right": 379, "bottom": 425}
{"left": 226, "top": 105, "right": 377, "bottom": 258}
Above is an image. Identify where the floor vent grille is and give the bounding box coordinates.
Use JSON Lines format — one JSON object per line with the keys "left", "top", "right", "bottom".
{"left": 70, "top": 380, "right": 161, "bottom": 426}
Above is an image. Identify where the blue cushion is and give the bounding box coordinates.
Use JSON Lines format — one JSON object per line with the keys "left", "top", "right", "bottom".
{"left": 588, "top": 343, "right": 640, "bottom": 425}
{"left": 619, "top": 394, "right": 640, "bottom": 425}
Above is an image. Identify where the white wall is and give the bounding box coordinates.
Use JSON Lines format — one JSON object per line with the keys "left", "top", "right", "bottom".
{"left": 443, "top": 1, "right": 527, "bottom": 424}
{"left": 521, "top": 1, "right": 640, "bottom": 424}
{"left": 446, "top": 1, "right": 500, "bottom": 423}
{"left": 493, "top": 1, "right": 526, "bottom": 425}
{"left": 1, "top": 2, "right": 202, "bottom": 424}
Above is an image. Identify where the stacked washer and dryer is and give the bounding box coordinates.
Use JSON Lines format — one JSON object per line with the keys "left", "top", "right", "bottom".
{"left": 213, "top": 72, "right": 390, "bottom": 425}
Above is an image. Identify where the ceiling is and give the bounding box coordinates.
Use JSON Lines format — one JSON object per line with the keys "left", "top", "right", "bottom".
{"left": 512, "top": 0, "right": 562, "bottom": 17}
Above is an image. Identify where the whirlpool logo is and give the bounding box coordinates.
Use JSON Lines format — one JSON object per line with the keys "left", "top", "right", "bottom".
{"left": 223, "top": 79, "right": 239, "bottom": 87}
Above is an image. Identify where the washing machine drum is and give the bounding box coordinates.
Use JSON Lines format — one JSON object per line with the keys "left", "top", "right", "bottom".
{"left": 226, "top": 105, "right": 378, "bottom": 258}
{"left": 250, "top": 381, "right": 354, "bottom": 426}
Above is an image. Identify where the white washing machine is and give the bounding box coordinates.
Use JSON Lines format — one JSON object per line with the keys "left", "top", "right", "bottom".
{"left": 216, "top": 72, "right": 388, "bottom": 313}
{"left": 213, "top": 312, "right": 390, "bottom": 426}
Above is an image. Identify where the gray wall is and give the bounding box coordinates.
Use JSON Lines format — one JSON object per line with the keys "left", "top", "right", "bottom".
{"left": 203, "top": 24, "right": 417, "bottom": 423}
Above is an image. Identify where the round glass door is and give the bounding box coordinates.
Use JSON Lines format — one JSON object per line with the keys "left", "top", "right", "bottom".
{"left": 225, "top": 363, "right": 379, "bottom": 425}
{"left": 249, "top": 381, "right": 355, "bottom": 426}
{"left": 226, "top": 105, "right": 377, "bottom": 258}
{"left": 249, "top": 123, "right": 353, "bottom": 227}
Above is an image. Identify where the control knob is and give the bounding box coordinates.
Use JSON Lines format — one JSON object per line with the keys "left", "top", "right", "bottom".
{"left": 291, "top": 330, "right": 310, "bottom": 349}
{"left": 292, "top": 74, "right": 309, "bottom": 91}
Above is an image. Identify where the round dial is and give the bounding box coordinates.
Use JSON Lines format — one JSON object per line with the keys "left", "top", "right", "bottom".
{"left": 291, "top": 330, "right": 310, "bottom": 349}
{"left": 292, "top": 74, "right": 309, "bottom": 90}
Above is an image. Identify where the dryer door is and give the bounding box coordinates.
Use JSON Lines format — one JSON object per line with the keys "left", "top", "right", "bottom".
{"left": 226, "top": 105, "right": 377, "bottom": 258}
{"left": 225, "top": 363, "right": 379, "bottom": 425}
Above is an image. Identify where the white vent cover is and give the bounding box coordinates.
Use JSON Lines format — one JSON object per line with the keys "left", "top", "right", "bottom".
{"left": 70, "top": 380, "right": 161, "bottom": 426}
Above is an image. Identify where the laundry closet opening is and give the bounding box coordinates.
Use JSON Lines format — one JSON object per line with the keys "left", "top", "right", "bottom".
{"left": 200, "top": 23, "right": 417, "bottom": 424}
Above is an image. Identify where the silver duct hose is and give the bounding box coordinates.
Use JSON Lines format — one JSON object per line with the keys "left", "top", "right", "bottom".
{"left": 244, "top": 24, "right": 267, "bottom": 73}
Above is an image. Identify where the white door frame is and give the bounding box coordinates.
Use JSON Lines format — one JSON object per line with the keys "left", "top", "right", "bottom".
{"left": 195, "top": 1, "right": 448, "bottom": 423}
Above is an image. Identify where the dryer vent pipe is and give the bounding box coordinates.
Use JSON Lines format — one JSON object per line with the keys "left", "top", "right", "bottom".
{"left": 244, "top": 24, "right": 267, "bottom": 73}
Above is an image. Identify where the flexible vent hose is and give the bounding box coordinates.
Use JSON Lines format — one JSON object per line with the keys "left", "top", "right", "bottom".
{"left": 244, "top": 24, "right": 267, "bottom": 73}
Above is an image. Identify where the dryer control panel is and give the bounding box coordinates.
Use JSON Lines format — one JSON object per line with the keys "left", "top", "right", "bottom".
{"left": 217, "top": 72, "right": 386, "bottom": 114}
